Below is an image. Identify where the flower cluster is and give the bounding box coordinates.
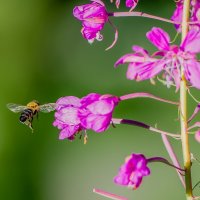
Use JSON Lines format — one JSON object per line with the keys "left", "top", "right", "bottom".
{"left": 114, "top": 153, "right": 150, "bottom": 189}
{"left": 171, "top": 0, "right": 200, "bottom": 32}
{"left": 58, "top": 0, "right": 200, "bottom": 198}
{"left": 115, "top": 27, "right": 200, "bottom": 91}
{"left": 53, "top": 93, "right": 119, "bottom": 140}
{"left": 73, "top": 0, "right": 108, "bottom": 43}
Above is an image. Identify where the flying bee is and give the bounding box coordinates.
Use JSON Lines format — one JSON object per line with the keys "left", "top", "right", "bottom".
{"left": 7, "top": 100, "right": 55, "bottom": 131}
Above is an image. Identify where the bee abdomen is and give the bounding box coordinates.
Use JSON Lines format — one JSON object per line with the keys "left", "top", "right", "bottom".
{"left": 19, "top": 109, "right": 33, "bottom": 123}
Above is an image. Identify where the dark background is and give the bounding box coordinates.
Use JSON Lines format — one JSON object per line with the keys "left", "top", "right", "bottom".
{"left": 1, "top": 0, "right": 200, "bottom": 199}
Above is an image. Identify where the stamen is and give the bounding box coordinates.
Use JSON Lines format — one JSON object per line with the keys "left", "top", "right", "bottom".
{"left": 187, "top": 88, "right": 200, "bottom": 104}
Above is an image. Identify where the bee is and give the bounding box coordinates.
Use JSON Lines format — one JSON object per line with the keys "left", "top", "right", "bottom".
{"left": 7, "top": 100, "right": 55, "bottom": 131}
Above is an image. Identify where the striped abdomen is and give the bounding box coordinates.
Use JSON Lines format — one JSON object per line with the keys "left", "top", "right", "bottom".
{"left": 19, "top": 108, "right": 35, "bottom": 123}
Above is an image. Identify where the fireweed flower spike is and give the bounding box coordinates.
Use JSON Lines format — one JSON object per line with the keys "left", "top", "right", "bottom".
{"left": 115, "top": 27, "right": 200, "bottom": 91}
{"left": 73, "top": 0, "right": 108, "bottom": 44}
{"left": 114, "top": 153, "right": 185, "bottom": 190}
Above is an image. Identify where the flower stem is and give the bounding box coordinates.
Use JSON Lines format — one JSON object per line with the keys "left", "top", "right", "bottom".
{"left": 147, "top": 157, "right": 185, "bottom": 172}
{"left": 161, "top": 134, "right": 185, "bottom": 188}
{"left": 112, "top": 118, "right": 181, "bottom": 139}
{"left": 110, "top": 12, "right": 180, "bottom": 24}
{"left": 120, "top": 92, "right": 179, "bottom": 105}
{"left": 180, "top": 0, "right": 193, "bottom": 199}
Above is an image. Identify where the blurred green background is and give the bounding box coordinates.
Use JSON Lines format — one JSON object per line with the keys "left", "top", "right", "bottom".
{"left": 1, "top": 0, "right": 200, "bottom": 199}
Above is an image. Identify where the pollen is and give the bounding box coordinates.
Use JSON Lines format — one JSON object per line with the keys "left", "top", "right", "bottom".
{"left": 84, "top": 134, "right": 88, "bottom": 144}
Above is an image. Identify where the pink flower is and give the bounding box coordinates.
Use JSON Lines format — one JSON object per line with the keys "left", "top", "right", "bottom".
{"left": 73, "top": 0, "right": 108, "bottom": 43}
{"left": 78, "top": 93, "right": 119, "bottom": 132}
{"left": 171, "top": 0, "right": 200, "bottom": 32}
{"left": 53, "top": 96, "right": 83, "bottom": 140}
{"left": 53, "top": 94, "right": 119, "bottom": 140}
{"left": 115, "top": 27, "right": 200, "bottom": 91}
{"left": 114, "top": 153, "right": 150, "bottom": 189}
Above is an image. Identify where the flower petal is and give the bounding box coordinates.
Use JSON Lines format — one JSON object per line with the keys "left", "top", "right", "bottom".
{"left": 86, "top": 100, "right": 115, "bottom": 115}
{"left": 181, "top": 29, "right": 200, "bottom": 53}
{"left": 80, "top": 93, "right": 101, "bottom": 106}
{"left": 184, "top": 60, "right": 200, "bottom": 89}
{"left": 73, "top": 2, "right": 106, "bottom": 21}
{"left": 55, "top": 107, "right": 80, "bottom": 125}
{"left": 55, "top": 96, "right": 81, "bottom": 110}
{"left": 127, "top": 60, "right": 164, "bottom": 81}
{"left": 146, "top": 27, "right": 170, "bottom": 51}
{"left": 81, "top": 27, "right": 98, "bottom": 41}
{"left": 171, "top": 4, "right": 183, "bottom": 32}
{"left": 59, "top": 125, "right": 79, "bottom": 140}
{"left": 79, "top": 112, "right": 111, "bottom": 132}
{"left": 132, "top": 45, "right": 149, "bottom": 56}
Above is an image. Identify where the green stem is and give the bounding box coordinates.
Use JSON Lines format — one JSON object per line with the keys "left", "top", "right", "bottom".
{"left": 180, "top": 0, "right": 193, "bottom": 199}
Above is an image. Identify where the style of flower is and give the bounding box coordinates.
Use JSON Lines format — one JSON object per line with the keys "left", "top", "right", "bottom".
{"left": 78, "top": 93, "right": 119, "bottom": 132}
{"left": 73, "top": 0, "right": 108, "bottom": 43}
{"left": 110, "top": 0, "right": 120, "bottom": 9}
{"left": 171, "top": 0, "right": 200, "bottom": 32}
{"left": 115, "top": 27, "right": 200, "bottom": 91}
{"left": 114, "top": 153, "right": 150, "bottom": 189}
{"left": 53, "top": 96, "right": 83, "bottom": 140}
{"left": 125, "top": 0, "right": 139, "bottom": 10}
{"left": 110, "top": 0, "right": 138, "bottom": 10}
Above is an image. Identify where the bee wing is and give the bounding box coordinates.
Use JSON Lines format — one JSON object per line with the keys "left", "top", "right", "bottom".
{"left": 39, "top": 103, "right": 56, "bottom": 113}
{"left": 7, "top": 103, "right": 26, "bottom": 113}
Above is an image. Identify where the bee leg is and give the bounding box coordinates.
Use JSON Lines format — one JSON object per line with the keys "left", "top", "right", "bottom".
{"left": 28, "top": 119, "right": 34, "bottom": 133}
{"left": 29, "top": 123, "right": 34, "bottom": 133}
{"left": 24, "top": 120, "right": 34, "bottom": 132}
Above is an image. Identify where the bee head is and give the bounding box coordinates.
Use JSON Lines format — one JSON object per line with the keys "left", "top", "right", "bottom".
{"left": 32, "top": 100, "right": 40, "bottom": 105}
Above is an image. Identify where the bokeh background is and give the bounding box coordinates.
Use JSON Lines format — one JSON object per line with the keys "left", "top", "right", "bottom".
{"left": 1, "top": 0, "right": 200, "bottom": 199}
